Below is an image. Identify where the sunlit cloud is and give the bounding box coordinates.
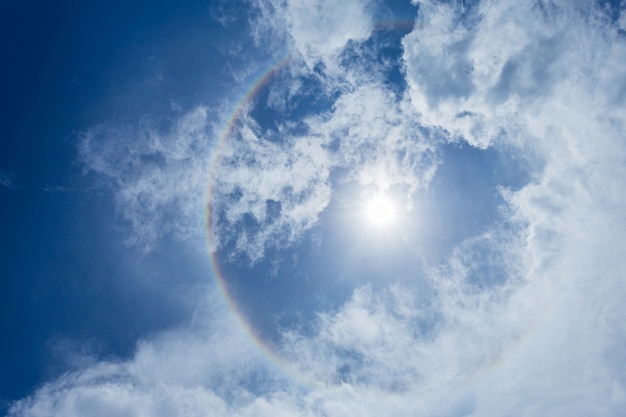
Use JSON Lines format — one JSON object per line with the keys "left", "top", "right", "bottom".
{"left": 252, "top": 0, "right": 375, "bottom": 70}
{"left": 208, "top": 79, "right": 438, "bottom": 261}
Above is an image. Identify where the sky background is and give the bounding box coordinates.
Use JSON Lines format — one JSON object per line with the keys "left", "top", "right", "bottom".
{"left": 2, "top": 0, "right": 626, "bottom": 416}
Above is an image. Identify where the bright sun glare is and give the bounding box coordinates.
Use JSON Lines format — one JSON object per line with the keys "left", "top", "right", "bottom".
{"left": 364, "top": 194, "right": 398, "bottom": 228}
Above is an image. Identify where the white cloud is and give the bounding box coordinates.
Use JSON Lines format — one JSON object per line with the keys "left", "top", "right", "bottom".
{"left": 8, "top": 293, "right": 286, "bottom": 417}
{"left": 210, "top": 83, "right": 438, "bottom": 261}
{"left": 13, "top": 239, "right": 624, "bottom": 416}
{"left": 209, "top": 111, "right": 334, "bottom": 262}
{"left": 78, "top": 80, "right": 438, "bottom": 264}
{"left": 8, "top": 207, "right": 626, "bottom": 417}
{"left": 403, "top": 0, "right": 626, "bottom": 149}
{"left": 307, "top": 84, "right": 438, "bottom": 193}
{"left": 78, "top": 108, "right": 214, "bottom": 252}
{"left": 74, "top": 3, "right": 432, "bottom": 263}
{"left": 252, "top": 0, "right": 375, "bottom": 70}
{"left": 21, "top": 0, "right": 626, "bottom": 415}
{"left": 399, "top": 0, "right": 626, "bottom": 413}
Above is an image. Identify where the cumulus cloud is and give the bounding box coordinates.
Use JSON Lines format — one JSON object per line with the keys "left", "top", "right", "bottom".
{"left": 404, "top": 0, "right": 626, "bottom": 147}
{"left": 19, "top": 0, "right": 626, "bottom": 415}
{"left": 400, "top": 0, "right": 626, "bottom": 412}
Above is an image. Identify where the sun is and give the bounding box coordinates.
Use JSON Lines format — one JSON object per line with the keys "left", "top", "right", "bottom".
{"left": 363, "top": 194, "right": 398, "bottom": 228}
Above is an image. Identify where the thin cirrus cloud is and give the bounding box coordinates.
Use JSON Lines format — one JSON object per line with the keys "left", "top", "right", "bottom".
{"left": 77, "top": 108, "right": 214, "bottom": 252}
{"left": 0, "top": 170, "right": 16, "bottom": 190}
{"left": 10, "top": 0, "right": 626, "bottom": 416}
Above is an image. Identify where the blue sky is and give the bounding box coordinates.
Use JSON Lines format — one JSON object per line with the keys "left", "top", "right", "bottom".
{"left": 2, "top": 0, "right": 626, "bottom": 416}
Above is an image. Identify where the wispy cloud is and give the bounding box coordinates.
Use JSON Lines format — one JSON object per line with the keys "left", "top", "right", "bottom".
{"left": 210, "top": 82, "right": 438, "bottom": 262}
{"left": 78, "top": 108, "right": 214, "bottom": 252}
{"left": 0, "top": 170, "right": 16, "bottom": 190}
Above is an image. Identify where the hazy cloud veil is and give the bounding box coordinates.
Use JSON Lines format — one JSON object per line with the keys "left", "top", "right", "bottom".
{"left": 9, "top": 0, "right": 626, "bottom": 416}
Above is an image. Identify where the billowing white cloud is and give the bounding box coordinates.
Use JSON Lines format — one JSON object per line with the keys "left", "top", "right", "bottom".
{"left": 8, "top": 293, "right": 288, "bottom": 417}
{"left": 11, "top": 230, "right": 625, "bottom": 416}
{"left": 399, "top": 0, "right": 626, "bottom": 412}
{"left": 403, "top": 0, "right": 626, "bottom": 149}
